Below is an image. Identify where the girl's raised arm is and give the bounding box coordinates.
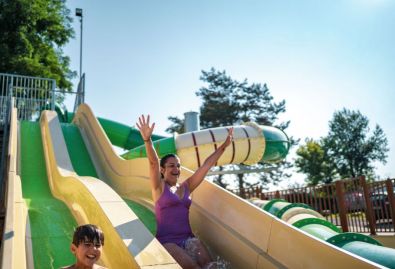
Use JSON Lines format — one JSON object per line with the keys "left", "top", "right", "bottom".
{"left": 187, "top": 127, "right": 233, "bottom": 193}
{"left": 136, "top": 115, "right": 163, "bottom": 201}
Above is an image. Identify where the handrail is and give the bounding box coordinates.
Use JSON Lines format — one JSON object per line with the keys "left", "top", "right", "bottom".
{"left": 0, "top": 95, "right": 12, "bottom": 208}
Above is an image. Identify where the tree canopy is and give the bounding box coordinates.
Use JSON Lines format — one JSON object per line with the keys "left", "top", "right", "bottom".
{"left": 0, "top": 0, "right": 76, "bottom": 90}
{"left": 296, "top": 109, "right": 389, "bottom": 185}
{"left": 295, "top": 138, "right": 336, "bottom": 186}
{"left": 166, "top": 67, "right": 296, "bottom": 190}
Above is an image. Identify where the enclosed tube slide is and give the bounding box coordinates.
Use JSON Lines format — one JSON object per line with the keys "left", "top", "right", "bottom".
{"left": 250, "top": 199, "right": 395, "bottom": 269}
{"left": 65, "top": 110, "right": 290, "bottom": 166}
{"left": 121, "top": 122, "right": 290, "bottom": 168}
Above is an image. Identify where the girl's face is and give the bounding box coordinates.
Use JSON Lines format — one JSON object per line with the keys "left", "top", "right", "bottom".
{"left": 161, "top": 156, "right": 181, "bottom": 185}
{"left": 71, "top": 240, "right": 103, "bottom": 268}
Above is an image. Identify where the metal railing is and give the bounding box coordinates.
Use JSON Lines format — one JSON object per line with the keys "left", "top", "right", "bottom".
{"left": 0, "top": 73, "right": 56, "bottom": 122}
{"left": 0, "top": 96, "right": 12, "bottom": 209}
{"left": 233, "top": 176, "right": 395, "bottom": 234}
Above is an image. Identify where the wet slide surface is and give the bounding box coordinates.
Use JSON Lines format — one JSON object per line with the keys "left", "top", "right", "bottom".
{"left": 61, "top": 123, "right": 98, "bottom": 178}
{"left": 21, "top": 121, "right": 77, "bottom": 268}
{"left": 61, "top": 123, "right": 157, "bottom": 235}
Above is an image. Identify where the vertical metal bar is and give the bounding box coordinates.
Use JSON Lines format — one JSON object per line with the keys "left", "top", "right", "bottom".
{"left": 328, "top": 184, "right": 336, "bottom": 225}
{"left": 354, "top": 179, "right": 363, "bottom": 233}
{"left": 348, "top": 180, "right": 356, "bottom": 232}
{"left": 386, "top": 179, "right": 395, "bottom": 232}
{"left": 335, "top": 180, "right": 349, "bottom": 232}
{"left": 291, "top": 190, "right": 296, "bottom": 204}
{"left": 318, "top": 187, "right": 324, "bottom": 216}
{"left": 29, "top": 77, "right": 32, "bottom": 119}
{"left": 301, "top": 187, "right": 306, "bottom": 204}
{"left": 361, "top": 176, "right": 376, "bottom": 235}
{"left": 379, "top": 183, "right": 387, "bottom": 232}
{"left": 51, "top": 79, "right": 56, "bottom": 110}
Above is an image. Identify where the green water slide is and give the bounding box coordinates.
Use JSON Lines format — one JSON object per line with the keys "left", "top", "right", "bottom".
{"left": 61, "top": 123, "right": 157, "bottom": 235}
{"left": 256, "top": 199, "right": 395, "bottom": 269}
{"left": 20, "top": 121, "right": 77, "bottom": 269}
{"left": 66, "top": 111, "right": 164, "bottom": 149}
{"left": 65, "top": 111, "right": 289, "bottom": 163}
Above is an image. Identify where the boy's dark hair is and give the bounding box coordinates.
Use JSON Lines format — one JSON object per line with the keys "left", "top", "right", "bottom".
{"left": 72, "top": 224, "right": 104, "bottom": 246}
{"left": 160, "top": 153, "right": 178, "bottom": 168}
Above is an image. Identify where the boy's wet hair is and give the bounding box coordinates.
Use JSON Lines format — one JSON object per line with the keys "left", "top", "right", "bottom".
{"left": 72, "top": 224, "right": 104, "bottom": 247}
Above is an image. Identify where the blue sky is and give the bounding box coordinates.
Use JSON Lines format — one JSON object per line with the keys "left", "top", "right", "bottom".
{"left": 63, "top": 0, "right": 395, "bottom": 187}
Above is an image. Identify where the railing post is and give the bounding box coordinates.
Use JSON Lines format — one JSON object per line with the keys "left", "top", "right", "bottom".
{"left": 255, "top": 186, "right": 262, "bottom": 198}
{"left": 50, "top": 79, "right": 56, "bottom": 111}
{"left": 360, "top": 176, "right": 376, "bottom": 235}
{"left": 335, "top": 180, "right": 349, "bottom": 232}
{"left": 385, "top": 179, "right": 395, "bottom": 232}
{"left": 239, "top": 187, "right": 245, "bottom": 199}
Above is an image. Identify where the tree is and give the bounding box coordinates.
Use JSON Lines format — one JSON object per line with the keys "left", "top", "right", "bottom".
{"left": 324, "top": 109, "right": 389, "bottom": 179}
{"left": 295, "top": 109, "right": 389, "bottom": 184}
{"left": 295, "top": 138, "right": 336, "bottom": 185}
{"left": 0, "top": 0, "right": 76, "bottom": 91}
{"left": 166, "top": 68, "right": 296, "bottom": 190}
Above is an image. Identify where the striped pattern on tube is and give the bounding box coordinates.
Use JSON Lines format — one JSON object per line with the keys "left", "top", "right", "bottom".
{"left": 175, "top": 123, "right": 265, "bottom": 170}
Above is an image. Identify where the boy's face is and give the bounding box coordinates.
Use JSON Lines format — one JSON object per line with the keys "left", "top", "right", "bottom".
{"left": 71, "top": 240, "right": 103, "bottom": 268}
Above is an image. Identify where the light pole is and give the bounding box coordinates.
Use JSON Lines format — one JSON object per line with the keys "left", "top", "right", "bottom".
{"left": 75, "top": 8, "right": 83, "bottom": 79}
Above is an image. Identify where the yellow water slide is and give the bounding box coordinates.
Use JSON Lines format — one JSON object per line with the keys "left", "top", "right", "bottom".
{"left": 39, "top": 110, "right": 180, "bottom": 268}
{"left": 71, "top": 103, "right": 385, "bottom": 269}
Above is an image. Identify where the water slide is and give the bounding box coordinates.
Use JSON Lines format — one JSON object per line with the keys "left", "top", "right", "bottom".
{"left": 2, "top": 107, "right": 179, "bottom": 268}
{"left": 70, "top": 103, "right": 391, "bottom": 269}
{"left": 2, "top": 102, "right": 394, "bottom": 268}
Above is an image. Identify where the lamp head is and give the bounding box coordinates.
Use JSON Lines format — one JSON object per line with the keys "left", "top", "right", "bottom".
{"left": 75, "top": 8, "right": 83, "bottom": 17}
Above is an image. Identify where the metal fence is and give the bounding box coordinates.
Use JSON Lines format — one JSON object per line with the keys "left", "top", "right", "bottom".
{"left": 0, "top": 73, "right": 56, "bottom": 122}
{"left": 0, "top": 73, "right": 86, "bottom": 122}
{"left": 234, "top": 176, "right": 395, "bottom": 234}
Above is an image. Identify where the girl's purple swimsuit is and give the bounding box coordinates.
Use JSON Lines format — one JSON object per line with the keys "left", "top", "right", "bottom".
{"left": 155, "top": 182, "right": 194, "bottom": 248}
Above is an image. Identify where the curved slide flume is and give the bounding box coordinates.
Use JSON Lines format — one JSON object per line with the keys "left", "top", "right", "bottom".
{"left": 72, "top": 103, "right": 385, "bottom": 269}
{"left": 66, "top": 110, "right": 165, "bottom": 149}
{"left": 250, "top": 199, "right": 395, "bottom": 269}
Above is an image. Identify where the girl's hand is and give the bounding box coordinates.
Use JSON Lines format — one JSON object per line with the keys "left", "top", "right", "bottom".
{"left": 136, "top": 115, "right": 155, "bottom": 141}
{"left": 223, "top": 127, "right": 234, "bottom": 148}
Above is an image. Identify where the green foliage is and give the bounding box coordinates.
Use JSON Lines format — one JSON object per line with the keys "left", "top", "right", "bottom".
{"left": 167, "top": 67, "right": 296, "bottom": 190}
{"left": 0, "top": 0, "right": 76, "bottom": 90}
{"left": 325, "top": 109, "right": 389, "bottom": 179}
{"left": 165, "top": 116, "right": 185, "bottom": 134}
{"left": 295, "top": 138, "right": 336, "bottom": 185}
{"left": 295, "top": 109, "right": 389, "bottom": 185}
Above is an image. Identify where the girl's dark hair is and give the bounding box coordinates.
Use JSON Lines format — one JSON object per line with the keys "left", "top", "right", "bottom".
{"left": 160, "top": 153, "right": 178, "bottom": 168}
{"left": 160, "top": 154, "right": 179, "bottom": 179}
{"left": 72, "top": 224, "right": 104, "bottom": 246}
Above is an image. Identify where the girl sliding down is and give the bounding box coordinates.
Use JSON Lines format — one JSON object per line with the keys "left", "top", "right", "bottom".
{"left": 137, "top": 115, "right": 233, "bottom": 269}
